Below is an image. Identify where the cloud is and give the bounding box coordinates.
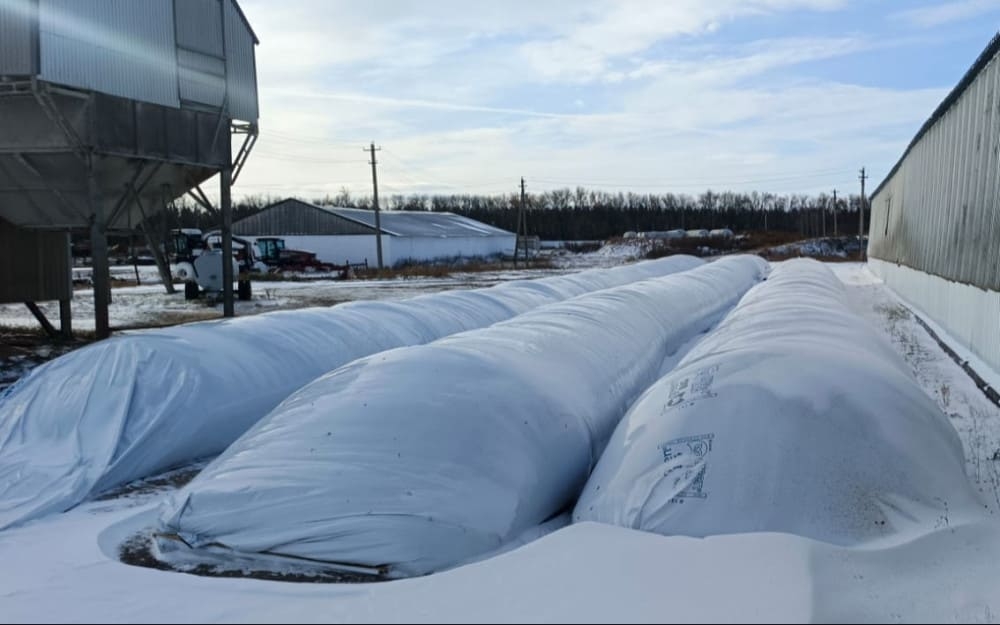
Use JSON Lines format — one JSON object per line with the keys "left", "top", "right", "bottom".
{"left": 269, "top": 91, "right": 586, "bottom": 119}
{"left": 517, "top": 0, "right": 848, "bottom": 82}
{"left": 894, "top": 0, "right": 1000, "bottom": 28}
{"left": 224, "top": 0, "right": 955, "bottom": 203}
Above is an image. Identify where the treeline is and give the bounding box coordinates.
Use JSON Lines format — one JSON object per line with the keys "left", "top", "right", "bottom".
{"left": 163, "top": 188, "right": 867, "bottom": 241}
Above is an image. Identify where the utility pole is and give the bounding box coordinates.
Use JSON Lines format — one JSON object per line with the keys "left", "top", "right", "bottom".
{"left": 515, "top": 177, "right": 526, "bottom": 267}
{"left": 859, "top": 167, "right": 868, "bottom": 260}
{"left": 368, "top": 142, "right": 384, "bottom": 270}
{"left": 832, "top": 189, "right": 838, "bottom": 237}
{"left": 821, "top": 198, "right": 826, "bottom": 238}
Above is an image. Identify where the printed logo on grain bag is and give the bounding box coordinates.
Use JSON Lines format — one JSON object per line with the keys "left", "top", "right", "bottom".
{"left": 663, "top": 365, "right": 719, "bottom": 411}
{"left": 659, "top": 433, "right": 714, "bottom": 502}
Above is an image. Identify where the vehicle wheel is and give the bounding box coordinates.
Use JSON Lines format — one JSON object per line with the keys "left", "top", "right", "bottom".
{"left": 184, "top": 280, "right": 200, "bottom": 300}
{"left": 237, "top": 279, "right": 252, "bottom": 301}
{"left": 174, "top": 262, "right": 195, "bottom": 282}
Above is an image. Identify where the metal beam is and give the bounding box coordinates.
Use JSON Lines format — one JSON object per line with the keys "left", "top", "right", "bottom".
{"left": 131, "top": 185, "right": 176, "bottom": 295}
{"left": 208, "top": 92, "right": 230, "bottom": 157}
{"left": 59, "top": 298, "right": 72, "bottom": 340}
{"left": 0, "top": 158, "right": 58, "bottom": 227}
{"left": 32, "top": 80, "right": 88, "bottom": 161}
{"left": 105, "top": 161, "right": 164, "bottom": 230}
{"left": 24, "top": 302, "right": 59, "bottom": 339}
{"left": 187, "top": 184, "right": 218, "bottom": 214}
{"left": 94, "top": 148, "right": 225, "bottom": 171}
{"left": 231, "top": 124, "right": 258, "bottom": 186}
{"left": 0, "top": 147, "right": 81, "bottom": 154}
{"left": 88, "top": 159, "right": 111, "bottom": 339}
{"left": 220, "top": 167, "right": 234, "bottom": 317}
{"left": 9, "top": 153, "right": 90, "bottom": 223}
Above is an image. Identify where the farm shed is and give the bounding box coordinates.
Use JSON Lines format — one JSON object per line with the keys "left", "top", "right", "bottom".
{"left": 232, "top": 198, "right": 516, "bottom": 267}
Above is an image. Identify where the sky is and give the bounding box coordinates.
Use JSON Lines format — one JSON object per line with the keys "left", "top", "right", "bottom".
{"left": 231, "top": 0, "right": 1000, "bottom": 202}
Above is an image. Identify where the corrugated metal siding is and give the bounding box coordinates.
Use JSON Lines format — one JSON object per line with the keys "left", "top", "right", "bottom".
{"left": 38, "top": 0, "right": 179, "bottom": 108}
{"left": 175, "top": 0, "right": 226, "bottom": 107}
{"left": 869, "top": 38, "right": 1000, "bottom": 292}
{"left": 177, "top": 48, "right": 226, "bottom": 107}
{"left": 233, "top": 200, "right": 376, "bottom": 236}
{"left": 0, "top": 0, "right": 37, "bottom": 76}
{"left": 389, "top": 235, "right": 516, "bottom": 267}
{"left": 174, "top": 0, "right": 223, "bottom": 57}
{"left": 326, "top": 206, "right": 514, "bottom": 237}
{"left": 869, "top": 259, "right": 1000, "bottom": 376}
{"left": 0, "top": 219, "right": 71, "bottom": 304}
{"left": 224, "top": 0, "right": 257, "bottom": 121}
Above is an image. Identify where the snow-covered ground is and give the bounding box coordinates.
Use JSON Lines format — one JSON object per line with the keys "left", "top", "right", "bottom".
{"left": 1, "top": 261, "right": 1000, "bottom": 623}
{"left": 3, "top": 253, "right": 597, "bottom": 333}
{"left": 831, "top": 263, "right": 1000, "bottom": 516}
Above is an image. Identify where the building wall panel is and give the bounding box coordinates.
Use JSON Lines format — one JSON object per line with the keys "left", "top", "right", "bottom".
{"left": 870, "top": 258, "right": 1000, "bottom": 377}
{"left": 0, "top": 219, "right": 71, "bottom": 303}
{"left": 0, "top": 0, "right": 37, "bottom": 76}
{"left": 174, "top": 0, "right": 223, "bottom": 57}
{"left": 224, "top": 0, "right": 257, "bottom": 122}
{"left": 38, "top": 0, "right": 179, "bottom": 108}
{"left": 870, "top": 37, "right": 1000, "bottom": 292}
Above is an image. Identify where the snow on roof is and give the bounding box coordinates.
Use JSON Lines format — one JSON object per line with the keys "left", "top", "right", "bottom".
{"left": 316, "top": 205, "right": 514, "bottom": 238}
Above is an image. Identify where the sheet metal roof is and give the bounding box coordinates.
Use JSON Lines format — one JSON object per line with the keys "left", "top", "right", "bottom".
{"left": 318, "top": 205, "right": 513, "bottom": 238}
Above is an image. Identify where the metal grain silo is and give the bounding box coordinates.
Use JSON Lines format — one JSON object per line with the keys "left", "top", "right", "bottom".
{"left": 0, "top": 0, "right": 259, "bottom": 338}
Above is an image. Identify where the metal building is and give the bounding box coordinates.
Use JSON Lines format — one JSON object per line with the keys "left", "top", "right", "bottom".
{"left": 868, "top": 33, "right": 1000, "bottom": 375}
{"left": 232, "top": 199, "right": 517, "bottom": 267}
{"left": 0, "top": 0, "right": 259, "bottom": 338}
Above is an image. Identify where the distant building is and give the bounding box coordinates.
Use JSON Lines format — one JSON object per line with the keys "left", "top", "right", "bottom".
{"left": 232, "top": 199, "right": 516, "bottom": 267}
{"left": 868, "top": 34, "right": 1000, "bottom": 375}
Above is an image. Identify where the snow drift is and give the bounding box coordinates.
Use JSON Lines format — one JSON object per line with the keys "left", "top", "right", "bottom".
{"left": 574, "top": 259, "right": 981, "bottom": 545}
{"left": 157, "top": 255, "right": 769, "bottom": 577}
{"left": 0, "top": 256, "right": 703, "bottom": 531}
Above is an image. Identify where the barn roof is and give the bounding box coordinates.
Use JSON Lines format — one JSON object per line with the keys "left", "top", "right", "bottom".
{"left": 320, "top": 206, "right": 513, "bottom": 238}
{"left": 235, "top": 199, "right": 514, "bottom": 238}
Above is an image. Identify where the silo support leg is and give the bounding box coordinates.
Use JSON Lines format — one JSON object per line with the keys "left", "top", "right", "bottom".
{"left": 220, "top": 167, "right": 234, "bottom": 318}
{"left": 24, "top": 302, "right": 58, "bottom": 339}
{"left": 89, "top": 172, "right": 111, "bottom": 339}
{"left": 59, "top": 298, "right": 72, "bottom": 340}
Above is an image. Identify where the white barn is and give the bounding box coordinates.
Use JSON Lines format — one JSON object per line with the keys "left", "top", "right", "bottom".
{"left": 868, "top": 35, "right": 1000, "bottom": 377}
{"left": 232, "top": 199, "right": 516, "bottom": 267}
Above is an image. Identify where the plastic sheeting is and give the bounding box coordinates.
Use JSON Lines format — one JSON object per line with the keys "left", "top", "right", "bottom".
{"left": 157, "top": 255, "right": 769, "bottom": 577}
{"left": 0, "top": 256, "right": 706, "bottom": 531}
{"left": 574, "top": 259, "right": 981, "bottom": 545}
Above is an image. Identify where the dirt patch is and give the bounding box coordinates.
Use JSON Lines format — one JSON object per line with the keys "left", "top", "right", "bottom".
{"left": 0, "top": 329, "right": 92, "bottom": 391}
{"left": 112, "top": 310, "right": 225, "bottom": 331}
{"left": 357, "top": 257, "right": 555, "bottom": 280}
{"left": 93, "top": 466, "right": 203, "bottom": 501}
{"left": 119, "top": 532, "right": 383, "bottom": 584}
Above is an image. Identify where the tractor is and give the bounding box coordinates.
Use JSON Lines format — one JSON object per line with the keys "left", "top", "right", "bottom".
{"left": 168, "top": 229, "right": 257, "bottom": 301}
{"left": 254, "top": 237, "right": 347, "bottom": 275}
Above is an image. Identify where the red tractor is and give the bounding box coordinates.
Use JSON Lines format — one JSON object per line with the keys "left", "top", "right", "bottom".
{"left": 254, "top": 237, "right": 351, "bottom": 278}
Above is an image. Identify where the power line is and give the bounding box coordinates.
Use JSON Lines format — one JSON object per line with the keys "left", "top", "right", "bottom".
{"left": 532, "top": 168, "right": 850, "bottom": 189}
{"left": 254, "top": 151, "right": 369, "bottom": 165}
{"left": 261, "top": 129, "right": 370, "bottom": 148}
